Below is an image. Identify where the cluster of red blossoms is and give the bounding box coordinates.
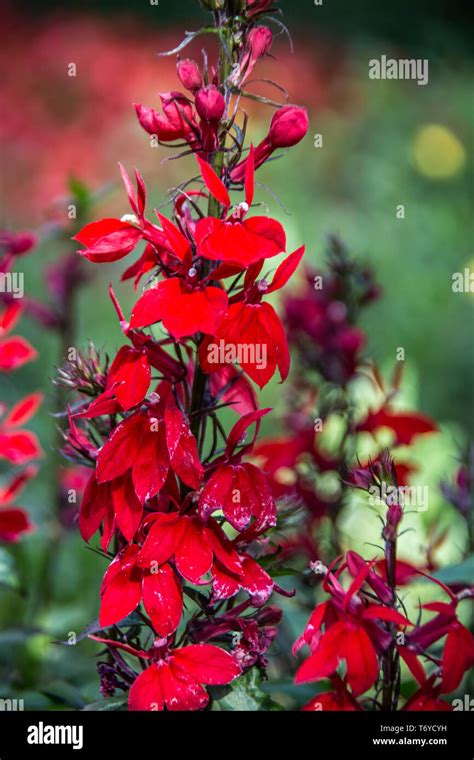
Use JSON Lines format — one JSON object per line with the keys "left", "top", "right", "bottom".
{"left": 0, "top": 232, "right": 42, "bottom": 543}
{"left": 294, "top": 455, "right": 474, "bottom": 711}
{"left": 62, "top": 0, "right": 309, "bottom": 710}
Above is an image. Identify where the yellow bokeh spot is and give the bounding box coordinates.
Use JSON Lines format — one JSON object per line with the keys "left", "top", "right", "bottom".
{"left": 412, "top": 124, "right": 466, "bottom": 179}
{"left": 274, "top": 466, "right": 297, "bottom": 486}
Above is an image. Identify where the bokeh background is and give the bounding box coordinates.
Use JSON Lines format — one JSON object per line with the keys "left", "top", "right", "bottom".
{"left": 1, "top": 0, "right": 472, "bottom": 709}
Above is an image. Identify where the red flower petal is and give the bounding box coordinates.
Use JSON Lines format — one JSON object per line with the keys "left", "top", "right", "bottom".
{"left": 74, "top": 219, "right": 142, "bottom": 263}
{"left": 197, "top": 156, "right": 231, "bottom": 209}
{"left": 0, "top": 337, "right": 37, "bottom": 371}
{"left": 108, "top": 347, "right": 151, "bottom": 411}
{"left": 129, "top": 663, "right": 165, "bottom": 711}
{"left": 3, "top": 393, "right": 43, "bottom": 427}
{"left": 173, "top": 644, "right": 240, "bottom": 685}
{"left": 175, "top": 517, "right": 213, "bottom": 584}
{"left": 99, "top": 546, "right": 142, "bottom": 628}
{"left": 165, "top": 405, "right": 203, "bottom": 490}
{"left": 142, "top": 563, "right": 183, "bottom": 637}
{"left": 0, "top": 430, "right": 43, "bottom": 464}
{"left": 111, "top": 475, "right": 143, "bottom": 542}
{"left": 138, "top": 513, "right": 183, "bottom": 567}
{"left": 441, "top": 623, "right": 474, "bottom": 693}
{"left": 0, "top": 508, "right": 35, "bottom": 542}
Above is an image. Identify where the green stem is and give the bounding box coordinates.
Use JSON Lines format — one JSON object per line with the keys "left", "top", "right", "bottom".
{"left": 189, "top": 18, "right": 234, "bottom": 446}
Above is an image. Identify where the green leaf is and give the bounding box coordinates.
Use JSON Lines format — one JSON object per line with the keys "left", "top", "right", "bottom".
{"left": 82, "top": 696, "right": 128, "bottom": 711}
{"left": 40, "top": 681, "right": 86, "bottom": 709}
{"left": 211, "top": 669, "right": 283, "bottom": 711}
{"left": 68, "top": 175, "right": 91, "bottom": 209}
{"left": 429, "top": 556, "right": 474, "bottom": 585}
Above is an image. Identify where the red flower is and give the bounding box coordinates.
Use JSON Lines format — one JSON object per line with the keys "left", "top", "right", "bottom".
{"left": 294, "top": 557, "right": 412, "bottom": 697}
{"left": 129, "top": 644, "right": 240, "bottom": 711}
{"left": 95, "top": 393, "right": 203, "bottom": 504}
{"left": 129, "top": 275, "right": 228, "bottom": 339}
{"left": 89, "top": 636, "right": 240, "bottom": 711}
{"left": 199, "top": 409, "right": 276, "bottom": 531}
{"left": 0, "top": 304, "right": 37, "bottom": 372}
{"left": 199, "top": 246, "right": 305, "bottom": 387}
{"left": 195, "top": 152, "right": 287, "bottom": 267}
{"left": 195, "top": 85, "right": 225, "bottom": 153}
{"left": 356, "top": 406, "right": 438, "bottom": 446}
{"left": 99, "top": 544, "right": 183, "bottom": 637}
{"left": 303, "top": 677, "right": 363, "bottom": 711}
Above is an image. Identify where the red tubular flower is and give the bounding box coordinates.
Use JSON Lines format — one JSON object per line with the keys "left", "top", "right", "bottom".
{"left": 195, "top": 85, "right": 225, "bottom": 153}
{"left": 198, "top": 409, "right": 276, "bottom": 531}
{"left": 99, "top": 544, "right": 183, "bottom": 637}
{"left": 230, "top": 106, "right": 309, "bottom": 183}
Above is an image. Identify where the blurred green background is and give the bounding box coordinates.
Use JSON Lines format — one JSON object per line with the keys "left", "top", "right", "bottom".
{"left": 1, "top": 0, "right": 472, "bottom": 709}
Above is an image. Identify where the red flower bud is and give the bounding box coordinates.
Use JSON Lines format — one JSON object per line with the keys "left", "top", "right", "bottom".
{"left": 230, "top": 105, "right": 308, "bottom": 182}
{"left": 195, "top": 85, "right": 225, "bottom": 124}
{"left": 247, "top": 26, "right": 273, "bottom": 59}
{"left": 268, "top": 105, "right": 309, "bottom": 148}
{"left": 235, "top": 26, "right": 273, "bottom": 86}
{"left": 177, "top": 58, "right": 203, "bottom": 93}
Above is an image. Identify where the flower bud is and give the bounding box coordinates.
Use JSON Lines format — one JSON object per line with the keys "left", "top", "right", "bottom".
{"left": 268, "top": 105, "right": 309, "bottom": 148}
{"left": 177, "top": 59, "right": 203, "bottom": 93}
{"left": 195, "top": 85, "right": 225, "bottom": 123}
{"left": 230, "top": 105, "right": 308, "bottom": 183}
{"left": 234, "top": 26, "right": 273, "bottom": 86}
{"left": 247, "top": 25, "right": 273, "bottom": 59}
{"left": 383, "top": 503, "right": 403, "bottom": 542}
